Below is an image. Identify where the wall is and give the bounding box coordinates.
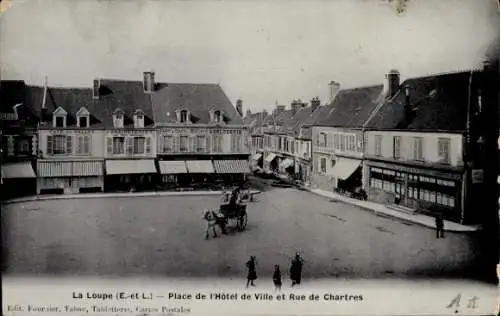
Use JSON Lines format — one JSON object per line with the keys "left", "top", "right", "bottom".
{"left": 312, "top": 126, "right": 364, "bottom": 159}
{"left": 365, "top": 131, "right": 464, "bottom": 167}
{"left": 39, "top": 128, "right": 105, "bottom": 159}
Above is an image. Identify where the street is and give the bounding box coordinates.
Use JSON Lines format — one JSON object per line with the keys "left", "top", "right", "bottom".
{"left": 1, "top": 188, "right": 482, "bottom": 279}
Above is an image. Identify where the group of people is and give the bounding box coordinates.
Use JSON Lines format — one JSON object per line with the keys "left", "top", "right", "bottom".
{"left": 245, "top": 252, "right": 304, "bottom": 290}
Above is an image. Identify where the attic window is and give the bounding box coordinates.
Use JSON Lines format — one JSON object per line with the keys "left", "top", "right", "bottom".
{"left": 52, "top": 106, "right": 68, "bottom": 128}
{"left": 214, "top": 110, "right": 222, "bottom": 123}
{"left": 180, "top": 110, "right": 188, "bottom": 123}
{"left": 78, "top": 116, "right": 88, "bottom": 128}
{"left": 76, "top": 107, "right": 90, "bottom": 128}
{"left": 55, "top": 117, "right": 65, "bottom": 128}
{"left": 113, "top": 109, "right": 124, "bottom": 128}
{"left": 134, "top": 110, "right": 145, "bottom": 128}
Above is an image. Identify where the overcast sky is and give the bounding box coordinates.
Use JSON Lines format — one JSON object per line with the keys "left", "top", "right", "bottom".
{"left": 1, "top": 0, "right": 498, "bottom": 112}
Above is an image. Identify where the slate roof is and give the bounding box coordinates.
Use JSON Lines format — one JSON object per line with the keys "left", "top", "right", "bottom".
{"left": 365, "top": 71, "right": 482, "bottom": 131}
{"left": 150, "top": 83, "right": 243, "bottom": 125}
{"left": 315, "top": 85, "right": 385, "bottom": 128}
{"left": 22, "top": 79, "right": 242, "bottom": 128}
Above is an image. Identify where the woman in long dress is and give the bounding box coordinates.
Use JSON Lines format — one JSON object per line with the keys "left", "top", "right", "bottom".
{"left": 246, "top": 256, "right": 257, "bottom": 288}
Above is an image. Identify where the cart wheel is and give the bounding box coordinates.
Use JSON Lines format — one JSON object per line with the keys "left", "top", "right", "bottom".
{"left": 238, "top": 212, "right": 248, "bottom": 231}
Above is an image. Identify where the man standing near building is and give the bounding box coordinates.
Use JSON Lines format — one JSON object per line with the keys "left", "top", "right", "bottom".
{"left": 435, "top": 215, "right": 445, "bottom": 238}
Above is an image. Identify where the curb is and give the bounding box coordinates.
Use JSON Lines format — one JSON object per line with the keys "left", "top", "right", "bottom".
{"left": 306, "top": 189, "right": 479, "bottom": 233}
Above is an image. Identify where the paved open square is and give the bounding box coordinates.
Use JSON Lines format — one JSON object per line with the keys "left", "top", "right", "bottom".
{"left": 1, "top": 188, "right": 482, "bottom": 279}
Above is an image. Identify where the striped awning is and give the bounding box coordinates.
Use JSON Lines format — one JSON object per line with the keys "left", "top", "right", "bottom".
{"left": 106, "top": 159, "right": 156, "bottom": 175}
{"left": 2, "top": 162, "right": 36, "bottom": 179}
{"left": 265, "top": 153, "right": 277, "bottom": 163}
{"left": 37, "top": 161, "right": 73, "bottom": 177}
{"left": 72, "top": 160, "right": 104, "bottom": 176}
{"left": 185, "top": 160, "right": 215, "bottom": 173}
{"left": 252, "top": 153, "right": 263, "bottom": 161}
{"left": 159, "top": 161, "right": 188, "bottom": 174}
{"left": 280, "top": 158, "right": 294, "bottom": 169}
{"left": 213, "top": 160, "right": 251, "bottom": 174}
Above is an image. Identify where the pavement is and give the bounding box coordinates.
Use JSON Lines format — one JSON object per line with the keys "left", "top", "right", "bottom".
{"left": 1, "top": 188, "right": 483, "bottom": 278}
{"left": 307, "top": 188, "right": 480, "bottom": 232}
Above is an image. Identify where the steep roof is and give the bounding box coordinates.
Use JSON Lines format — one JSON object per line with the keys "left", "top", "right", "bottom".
{"left": 365, "top": 71, "right": 482, "bottom": 131}
{"left": 150, "top": 83, "right": 243, "bottom": 125}
{"left": 0, "top": 80, "right": 27, "bottom": 113}
{"left": 316, "top": 85, "right": 385, "bottom": 128}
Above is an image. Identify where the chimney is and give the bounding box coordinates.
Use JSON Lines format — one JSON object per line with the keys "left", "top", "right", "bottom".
{"left": 404, "top": 84, "right": 412, "bottom": 124}
{"left": 236, "top": 99, "right": 243, "bottom": 116}
{"left": 291, "top": 100, "right": 300, "bottom": 116}
{"left": 328, "top": 81, "right": 341, "bottom": 103}
{"left": 385, "top": 69, "right": 400, "bottom": 98}
{"left": 311, "top": 97, "right": 321, "bottom": 112}
{"left": 41, "top": 76, "right": 49, "bottom": 122}
{"left": 262, "top": 110, "right": 268, "bottom": 121}
{"left": 93, "top": 79, "right": 100, "bottom": 99}
{"left": 274, "top": 105, "right": 285, "bottom": 117}
{"left": 245, "top": 109, "right": 252, "bottom": 117}
{"left": 143, "top": 71, "right": 155, "bottom": 93}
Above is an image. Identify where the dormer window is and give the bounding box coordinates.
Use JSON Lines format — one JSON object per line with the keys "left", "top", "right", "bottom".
{"left": 113, "top": 109, "right": 124, "bottom": 129}
{"left": 180, "top": 110, "right": 188, "bottom": 123}
{"left": 52, "top": 106, "right": 67, "bottom": 128}
{"left": 209, "top": 108, "right": 224, "bottom": 124}
{"left": 176, "top": 108, "right": 191, "bottom": 123}
{"left": 76, "top": 107, "right": 90, "bottom": 128}
{"left": 134, "top": 110, "right": 145, "bottom": 128}
{"left": 214, "top": 110, "right": 222, "bottom": 123}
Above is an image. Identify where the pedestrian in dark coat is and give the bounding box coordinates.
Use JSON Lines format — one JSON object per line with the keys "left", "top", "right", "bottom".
{"left": 290, "top": 252, "right": 304, "bottom": 287}
{"left": 246, "top": 256, "right": 257, "bottom": 288}
{"left": 273, "top": 265, "right": 282, "bottom": 291}
{"left": 435, "top": 215, "right": 445, "bottom": 238}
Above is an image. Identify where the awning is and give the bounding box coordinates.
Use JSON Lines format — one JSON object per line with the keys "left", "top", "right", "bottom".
{"left": 213, "top": 160, "right": 251, "bottom": 174}
{"left": 159, "top": 161, "right": 187, "bottom": 174}
{"left": 37, "top": 161, "right": 73, "bottom": 177}
{"left": 2, "top": 162, "right": 36, "bottom": 179}
{"left": 72, "top": 160, "right": 103, "bottom": 176}
{"left": 106, "top": 159, "right": 156, "bottom": 175}
{"left": 280, "top": 158, "right": 294, "bottom": 169}
{"left": 265, "top": 153, "right": 277, "bottom": 163}
{"left": 252, "top": 153, "right": 263, "bottom": 161}
{"left": 330, "top": 157, "right": 361, "bottom": 180}
{"left": 185, "top": 160, "right": 214, "bottom": 173}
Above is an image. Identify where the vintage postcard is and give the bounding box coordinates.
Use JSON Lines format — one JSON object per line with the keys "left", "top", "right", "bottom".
{"left": 1, "top": 0, "right": 499, "bottom": 315}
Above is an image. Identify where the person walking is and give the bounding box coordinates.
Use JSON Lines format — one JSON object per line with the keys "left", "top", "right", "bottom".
{"left": 290, "top": 252, "right": 304, "bottom": 287}
{"left": 273, "top": 265, "right": 282, "bottom": 291}
{"left": 246, "top": 256, "right": 257, "bottom": 288}
{"left": 435, "top": 215, "right": 445, "bottom": 238}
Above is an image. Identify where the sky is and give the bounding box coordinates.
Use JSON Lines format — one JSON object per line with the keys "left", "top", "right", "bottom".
{"left": 0, "top": 0, "right": 498, "bottom": 112}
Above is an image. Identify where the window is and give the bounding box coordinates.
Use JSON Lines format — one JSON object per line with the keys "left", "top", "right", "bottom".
{"left": 78, "top": 116, "right": 88, "bottom": 128}
{"left": 180, "top": 110, "right": 188, "bottom": 123}
{"left": 413, "top": 137, "right": 424, "bottom": 161}
{"left": 212, "top": 134, "right": 223, "bottom": 152}
{"left": 180, "top": 136, "right": 188, "bottom": 152}
{"left": 231, "top": 134, "right": 241, "bottom": 153}
{"left": 348, "top": 136, "right": 355, "bottom": 151}
{"left": 214, "top": 110, "right": 222, "bottom": 123}
{"left": 134, "top": 137, "right": 145, "bottom": 154}
{"left": 113, "top": 112, "right": 124, "bottom": 128}
{"left": 393, "top": 136, "right": 401, "bottom": 159}
{"left": 112, "top": 137, "right": 124, "bottom": 154}
{"left": 334, "top": 134, "right": 340, "bottom": 150}
{"left": 47, "top": 135, "right": 72, "bottom": 155}
{"left": 340, "top": 135, "right": 346, "bottom": 151}
{"left": 134, "top": 114, "right": 145, "bottom": 128}
{"left": 320, "top": 157, "right": 326, "bottom": 173}
{"left": 291, "top": 140, "right": 294, "bottom": 154}
{"left": 145, "top": 137, "right": 151, "bottom": 154}
{"left": 196, "top": 136, "right": 206, "bottom": 152}
{"left": 438, "top": 138, "right": 450, "bottom": 163}
{"left": 375, "top": 135, "right": 382, "bottom": 156}
{"left": 76, "top": 135, "right": 90, "bottom": 155}
{"left": 15, "top": 137, "right": 31, "bottom": 155}
{"left": 331, "top": 159, "right": 336, "bottom": 168}
{"left": 163, "top": 136, "right": 173, "bottom": 152}
{"left": 55, "top": 116, "right": 65, "bottom": 128}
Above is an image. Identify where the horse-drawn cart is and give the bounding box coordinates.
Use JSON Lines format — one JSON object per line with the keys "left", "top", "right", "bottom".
{"left": 219, "top": 202, "right": 248, "bottom": 231}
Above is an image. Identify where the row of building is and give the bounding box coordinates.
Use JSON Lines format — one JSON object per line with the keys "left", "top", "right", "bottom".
{"left": 0, "top": 72, "right": 251, "bottom": 198}
{"left": 246, "top": 64, "right": 499, "bottom": 225}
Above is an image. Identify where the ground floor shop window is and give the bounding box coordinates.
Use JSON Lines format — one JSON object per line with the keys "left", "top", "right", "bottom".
{"left": 163, "top": 175, "right": 177, "bottom": 183}
{"left": 369, "top": 167, "right": 395, "bottom": 192}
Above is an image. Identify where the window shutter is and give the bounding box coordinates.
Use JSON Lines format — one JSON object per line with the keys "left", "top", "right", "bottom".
{"left": 84, "top": 136, "right": 90, "bottom": 154}
{"left": 66, "top": 135, "right": 73, "bottom": 154}
{"left": 145, "top": 137, "right": 151, "bottom": 154}
{"left": 47, "top": 135, "right": 53, "bottom": 155}
{"left": 106, "top": 137, "right": 113, "bottom": 154}
{"left": 173, "top": 135, "right": 179, "bottom": 152}
{"left": 126, "top": 137, "right": 133, "bottom": 155}
{"left": 76, "top": 135, "right": 82, "bottom": 154}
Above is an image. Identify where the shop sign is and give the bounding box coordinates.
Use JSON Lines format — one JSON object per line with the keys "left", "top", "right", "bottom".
{"left": 472, "top": 169, "right": 484, "bottom": 184}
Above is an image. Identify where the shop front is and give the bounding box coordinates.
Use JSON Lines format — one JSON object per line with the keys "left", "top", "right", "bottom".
{"left": 279, "top": 157, "right": 294, "bottom": 178}
{"left": 366, "top": 161, "right": 463, "bottom": 222}
{"left": 1, "top": 161, "right": 37, "bottom": 198}
{"left": 329, "top": 157, "right": 362, "bottom": 191}
{"left": 213, "top": 159, "right": 251, "bottom": 184}
{"left": 185, "top": 160, "right": 216, "bottom": 187}
{"left": 104, "top": 159, "right": 157, "bottom": 192}
{"left": 37, "top": 160, "right": 104, "bottom": 194}
{"left": 251, "top": 152, "right": 264, "bottom": 170}
{"left": 264, "top": 153, "right": 278, "bottom": 173}
{"left": 158, "top": 160, "right": 189, "bottom": 189}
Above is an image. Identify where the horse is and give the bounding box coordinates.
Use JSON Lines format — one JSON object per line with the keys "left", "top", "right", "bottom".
{"left": 202, "top": 209, "right": 227, "bottom": 240}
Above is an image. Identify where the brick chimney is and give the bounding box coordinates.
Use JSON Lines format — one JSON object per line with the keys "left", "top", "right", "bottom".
{"left": 236, "top": 99, "right": 243, "bottom": 116}
{"left": 290, "top": 100, "right": 301, "bottom": 116}
{"left": 93, "top": 79, "right": 100, "bottom": 99}
{"left": 310, "top": 97, "right": 321, "bottom": 112}
{"left": 385, "top": 69, "right": 400, "bottom": 98}
{"left": 328, "top": 81, "right": 341, "bottom": 103}
{"left": 143, "top": 71, "right": 155, "bottom": 93}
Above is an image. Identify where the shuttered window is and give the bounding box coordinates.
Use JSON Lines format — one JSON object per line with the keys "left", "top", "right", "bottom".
{"left": 145, "top": 137, "right": 151, "bottom": 154}
{"left": 126, "top": 137, "right": 134, "bottom": 155}
{"left": 106, "top": 137, "right": 113, "bottom": 154}
{"left": 47, "top": 135, "right": 53, "bottom": 155}
{"left": 66, "top": 136, "right": 72, "bottom": 154}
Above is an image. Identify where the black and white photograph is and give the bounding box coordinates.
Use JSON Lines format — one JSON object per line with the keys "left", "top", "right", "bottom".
{"left": 1, "top": 0, "right": 499, "bottom": 314}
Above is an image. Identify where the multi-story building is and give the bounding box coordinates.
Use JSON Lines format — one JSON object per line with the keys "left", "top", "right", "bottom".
{"left": 152, "top": 79, "right": 249, "bottom": 187}
{"left": 363, "top": 69, "right": 496, "bottom": 224}
{"left": 262, "top": 105, "right": 293, "bottom": 174}
{"left": 311, "top": 80, "right": 386, "bottom": 193}
{"left": 0, "top": 81, "right": 38, "bottom": 199}
{"left": 246, "top": 110, "right": 267, "bottom": 170}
